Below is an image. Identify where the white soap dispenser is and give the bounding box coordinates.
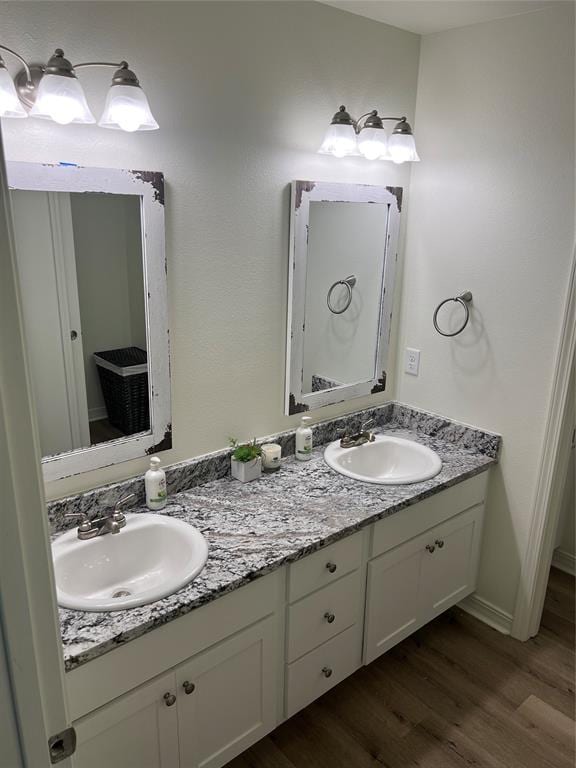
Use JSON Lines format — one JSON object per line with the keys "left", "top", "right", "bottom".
{"left": 295, "top": 416, "right": 313, "bottom": 461}
{"left": 145, "top": 456, "right": 167, "bottom": 510}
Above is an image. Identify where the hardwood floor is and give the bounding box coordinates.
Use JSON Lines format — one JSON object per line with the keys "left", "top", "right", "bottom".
{"left": 229, "top": 567, "right": 575, "bottom": 768}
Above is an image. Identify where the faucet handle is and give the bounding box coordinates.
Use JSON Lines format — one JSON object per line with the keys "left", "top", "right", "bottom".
{"left": 64, "top": 512, "right": 93, "bottom": 534}
{"left": 361, "top": 418, "right": 376, "bottom": 432}
{"left": 114, "top": 493, "right": 136, "bottom": 512}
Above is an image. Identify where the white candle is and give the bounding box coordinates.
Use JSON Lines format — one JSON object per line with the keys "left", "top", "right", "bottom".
{"left": 261, "top": 443, "right": 281, "bottom": 471}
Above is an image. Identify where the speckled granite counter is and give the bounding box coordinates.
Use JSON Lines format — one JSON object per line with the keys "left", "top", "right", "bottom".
{"left": 58, "top": 411, "right": 499, "bottom": 672}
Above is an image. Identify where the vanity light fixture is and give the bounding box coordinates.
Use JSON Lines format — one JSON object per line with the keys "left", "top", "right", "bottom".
{"left": 0, "top": 45, "right": 158, "bottom": 131}
{"left": 319, "top": 105, "right": 419, "bottom": 163}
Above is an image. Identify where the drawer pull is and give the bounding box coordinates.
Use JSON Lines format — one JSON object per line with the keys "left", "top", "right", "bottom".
{"left": 324, "top": 611, "right": 335, "bottom": 624}
{"left": 322, "top": 666, "right": 333, "bottom": 678}
{"left": 163, "top": 692, "right": 176, "bottom": 707}
{"left": 326, "top": 562, "right": 337, "bottom": 574}
{"left": 435, "top": 539, "right": 445, "bottom": 548}
{"left": 425, "top": 544, "right": 436, "bottom": 554}
{"left": 182, "top": 681, "right": 195, "bottom": 695}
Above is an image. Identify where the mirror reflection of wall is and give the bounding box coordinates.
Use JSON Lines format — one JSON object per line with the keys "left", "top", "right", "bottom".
{"left": 303, "top": 202, "right": 388, "bottom": 394}
{"left": 10, "top": 190, "right": 147, "bottom": 457}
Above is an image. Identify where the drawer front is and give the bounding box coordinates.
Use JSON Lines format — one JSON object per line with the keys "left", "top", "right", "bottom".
{"left": 288, "top": 531, "right": 363, "bottom": 602}
{"left": 371, "top": 473, "right": 488, "bottom": 558}
{"left": 286, "top": 624, "right": 362, "bottom": 718}
{"left": 287, "top": 570, "right": 362, "bottom": 662}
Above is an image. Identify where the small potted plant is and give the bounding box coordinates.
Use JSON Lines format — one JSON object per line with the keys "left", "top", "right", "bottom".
{"left": 229, "top": 438, "right": 262, "bottom": 483}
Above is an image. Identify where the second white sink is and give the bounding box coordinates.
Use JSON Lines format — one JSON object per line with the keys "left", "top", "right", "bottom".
{"left": 52, "top": 513, "right": 208, "bottom": 612}
{"left": 324, "top": 434, "right": 442, "bottom": 485}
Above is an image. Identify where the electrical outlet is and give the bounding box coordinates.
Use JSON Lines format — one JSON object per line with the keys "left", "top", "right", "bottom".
{"left": 404, "top": 347, "right": 420, "bottom": 376}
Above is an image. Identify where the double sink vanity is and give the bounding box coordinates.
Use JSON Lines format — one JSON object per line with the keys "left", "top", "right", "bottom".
{"left": 9, "top": 161, "right": 501, "bottom": 767}
{"left": 49, "top": 403, "right": 500, "bottom": 768}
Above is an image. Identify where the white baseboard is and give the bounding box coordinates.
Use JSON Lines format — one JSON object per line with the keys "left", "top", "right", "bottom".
{"left": 459, "top": 594, "right": 513, "bottom": 635}
{"left": 552, "top": 548, "right": 576, "bottom": 576}
{"left": 88, "top": 406, "right": 107, "bottom": 423}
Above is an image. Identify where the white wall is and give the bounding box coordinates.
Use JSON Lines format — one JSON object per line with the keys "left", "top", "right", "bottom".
{"left": 303, "top": 202, "right": 388, "bottom": 390}
{"left": 396, "top": 5, "right": 575, "bottom": 617}
{"left": 1, "top": 1, "right": 420, "bottom": 499}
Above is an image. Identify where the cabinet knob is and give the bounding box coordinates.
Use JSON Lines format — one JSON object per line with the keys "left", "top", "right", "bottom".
{"left": 321, "top": 667, "right": 333, "bottom": 678}
{"left": 326, "top": 562, "right": 337, "bottom": 574}
{"left": 163, "top": 692, "right": 176, "bottom": 707}
{"left": 435, "top": 539, "right": 444, "bottom": 548}
{"left": 324, "top": 611, "right": 335, "bottom": 624}
{"left": 425, "top": 544, "right": 436, "bottom": 554}
{"left": 182, "top": 681, "right": 195, "bottom": 695}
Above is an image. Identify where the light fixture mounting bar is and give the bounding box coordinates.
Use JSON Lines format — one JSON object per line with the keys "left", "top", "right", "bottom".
{"left": 73, "top": 61, "right": 125, "bottom": 70}
{"left": 0, "top": 43, "right": 32, "bottom": 84}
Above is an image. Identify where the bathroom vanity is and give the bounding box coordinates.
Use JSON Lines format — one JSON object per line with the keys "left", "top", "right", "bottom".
{"left": 55, "top": 408, "right": 499, "bottom": 768}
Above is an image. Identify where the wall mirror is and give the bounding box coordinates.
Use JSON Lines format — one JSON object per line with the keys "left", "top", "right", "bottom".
{"left": 7, "top": 162, "right": 171, "bottom": 481}
{"left": 285, "top": 180, "right": 402, "bottom": 415}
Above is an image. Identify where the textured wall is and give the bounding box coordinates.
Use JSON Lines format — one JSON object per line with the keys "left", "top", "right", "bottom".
{"left": 0, "top": 1, "right": 420, "bottom": 499}
{"left": 396, "top": 5, "right": 575, "bottom": 617}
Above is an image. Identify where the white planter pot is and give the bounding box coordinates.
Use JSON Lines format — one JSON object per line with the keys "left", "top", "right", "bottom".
{"left": 231, "top": 457, "right": 262, "bottom": 483}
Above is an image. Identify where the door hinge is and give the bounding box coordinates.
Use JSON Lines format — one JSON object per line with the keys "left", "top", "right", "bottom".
{"left": 49, "top": 726, "right": 76, "bottom": 764}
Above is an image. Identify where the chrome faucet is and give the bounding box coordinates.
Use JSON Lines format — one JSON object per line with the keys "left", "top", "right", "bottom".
{"left": 65, "top": 494, "right": 135, "bottom": 540}
{"left": 340, "top": 419, "right": 377, "bottom": 449}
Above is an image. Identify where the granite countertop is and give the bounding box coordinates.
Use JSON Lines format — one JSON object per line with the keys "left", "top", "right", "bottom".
{"left": 59, "top": 423, "right": 497, "bottom": 671}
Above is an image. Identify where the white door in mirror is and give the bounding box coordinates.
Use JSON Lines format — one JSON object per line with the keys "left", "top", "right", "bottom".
{"left": 324, "top": 435, "right": 442, "bottom": 485}
{"left": 52, "top": 513, "right": 208, "bottom": 611}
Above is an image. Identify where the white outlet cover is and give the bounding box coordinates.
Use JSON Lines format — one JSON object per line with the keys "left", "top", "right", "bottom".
{"left": 404, "top": 347, "right": 420, "bottom": 376}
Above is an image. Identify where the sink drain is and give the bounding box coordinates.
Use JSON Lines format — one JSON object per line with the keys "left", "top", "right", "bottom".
{"left": 112, "top": 589, "right": 132, "bottom": 599}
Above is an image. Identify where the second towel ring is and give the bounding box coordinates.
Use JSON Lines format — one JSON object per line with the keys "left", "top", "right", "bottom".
{"left": 327, "top": 275, "right": 357, "bottom": 315}
{"left": 433, "top": 291, "right": 473, "bottom": 337}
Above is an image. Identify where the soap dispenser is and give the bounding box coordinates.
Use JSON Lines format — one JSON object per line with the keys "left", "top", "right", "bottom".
{"left": 145, "top": 456, "right": 167, "bottom": 510}
{"left": 295, "top": 416, "right": 313, "bottom": 461}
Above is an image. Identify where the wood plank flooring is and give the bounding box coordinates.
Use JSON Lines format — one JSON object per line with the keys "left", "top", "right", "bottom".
{"left": 229, "top": 567, "right": 575, "bottom": 768}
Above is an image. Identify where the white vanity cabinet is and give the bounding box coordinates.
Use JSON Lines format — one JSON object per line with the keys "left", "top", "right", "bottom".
{"left": 68, "top": 574, "right": 282, "bottom": 768}
{"left": 66, "top": 473, "right": 489, "bottom": 768}
{"left": 72, "top": 671, "right": 179, "bottom": 768}
{"left": 364, "top": 477, "right": 486, "bottom": 664}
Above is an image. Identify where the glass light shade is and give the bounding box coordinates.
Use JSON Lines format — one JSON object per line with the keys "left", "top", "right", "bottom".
{"left": 358, "top": 127, "right": 387, "bottom": 160}
{"left": 388, "top": 133, "right": 420, "bottom": 164}
{"left": 318, "top": 123, "right": 357, "bottom": 158}
{"left": 0, "top": 67, "right": 27, "bottom": 118}
{"left": 29, "top": 74, "right": 95, "bottom": 125}
{"left": 99, "top": 85, "right": 159, "bottom": 132}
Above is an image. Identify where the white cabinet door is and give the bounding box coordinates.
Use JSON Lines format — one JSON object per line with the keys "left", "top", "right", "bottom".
{"left": 364, "top": 534, "right": 424, "bottom": 664}
{"left": 176, "top": 616, "right": 278, "bottom": 768}
{"left": 365, "top": 505, "right": 484, "bottom": 665}
{"left": 72, "top": 671, "right": 179, "bottom": 768}
{"left": 419, "top": 504, "right": 484, "bottom": 621}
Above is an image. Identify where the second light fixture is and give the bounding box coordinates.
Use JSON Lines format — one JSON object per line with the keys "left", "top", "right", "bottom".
{"left": 319, "top": 105, "right": 419, "bottom": 163}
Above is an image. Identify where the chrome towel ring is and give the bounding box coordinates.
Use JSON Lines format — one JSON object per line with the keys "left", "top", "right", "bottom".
{"left": 327, "top": 275, "right": 356, "bottom": 315}
{"left": 433, "top": 291, "right": 473, "bottom": 337}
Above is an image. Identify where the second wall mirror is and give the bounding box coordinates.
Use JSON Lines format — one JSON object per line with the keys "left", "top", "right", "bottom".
{"left": 285, "top": 180, "right": 402, "bottom": 415}
{"left": 8, "top": 161, "right": 171, "bottom": 481}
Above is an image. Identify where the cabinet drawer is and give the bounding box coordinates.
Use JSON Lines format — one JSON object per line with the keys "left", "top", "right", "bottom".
{"left": 287, "top": 570, "right": 362, "bottom": 662}
{"left": 288, "top": 531, "right": 363, "bottom": 602}
{"left": 286, "top": 624, "right": 362, "bottom": 718}
{"left": 371, "top": 473, "right": 487, "bottom": 558}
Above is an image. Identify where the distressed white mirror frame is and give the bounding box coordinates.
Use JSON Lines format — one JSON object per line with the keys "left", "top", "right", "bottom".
{"left": 285, "top": 180, "right": 402, "bottom": 415}
{"left": 7, "top": 161, "right": 171, "bottom": 481}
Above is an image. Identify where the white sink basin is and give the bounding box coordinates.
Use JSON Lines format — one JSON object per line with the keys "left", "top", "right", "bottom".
{"left": 52, "top": 513, "right": 208, "bottom": 612}
{"left": 324, "top": 434, "right": 442, "bottom": 485}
